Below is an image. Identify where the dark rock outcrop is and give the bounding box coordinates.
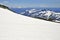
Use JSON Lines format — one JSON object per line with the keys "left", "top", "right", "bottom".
{"left": 0, "top": 4, "right": 9, "bottom": 9}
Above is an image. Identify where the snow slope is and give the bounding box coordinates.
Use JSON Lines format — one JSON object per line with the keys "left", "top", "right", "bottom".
{"left": 0, "top": 8, "right": 60, "bottom": 40}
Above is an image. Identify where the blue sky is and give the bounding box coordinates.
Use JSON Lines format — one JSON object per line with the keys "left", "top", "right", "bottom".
{"left": 0, "top": 0, "right": 60, "bottom": 8}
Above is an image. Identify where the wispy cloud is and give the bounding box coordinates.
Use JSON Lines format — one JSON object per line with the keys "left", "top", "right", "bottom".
{"left": 0, "top": 0, "right": 8, "bottom": 5}
{"left": 39, "top": 4, "right": 48, "bottom": 7}
{"left": 0, "top": 0, "right": 12, "bottom": 7}
{"left": 0, "top": 0, "right": 60, "bottom": 8}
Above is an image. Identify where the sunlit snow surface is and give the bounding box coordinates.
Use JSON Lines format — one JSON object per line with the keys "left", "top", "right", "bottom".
{"left": 0, "top": 8, "right": 60, "bottom": 40}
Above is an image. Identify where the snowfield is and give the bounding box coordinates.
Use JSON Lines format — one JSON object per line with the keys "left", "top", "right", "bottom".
{"left": 0, "top": 8, "right": 60, "bottom": 40}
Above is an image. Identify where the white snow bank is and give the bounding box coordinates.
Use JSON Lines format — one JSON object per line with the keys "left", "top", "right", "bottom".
{"left": 0, "top": 8, "right": 60, "bottom": 40}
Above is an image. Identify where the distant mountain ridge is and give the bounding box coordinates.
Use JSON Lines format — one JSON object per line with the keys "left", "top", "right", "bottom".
{"left": 20, "top": 9, "right": 60, "bottom": 23}
{"left": 0, "top": 4, "right": 60, "bottom": 23}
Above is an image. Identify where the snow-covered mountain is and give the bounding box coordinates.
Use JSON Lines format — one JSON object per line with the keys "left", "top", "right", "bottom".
{"left": 20, "top": 9, "right": 60, "bottom": 23}
{"left": 0, "top": 7, "right": 60, "bottom": 40}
